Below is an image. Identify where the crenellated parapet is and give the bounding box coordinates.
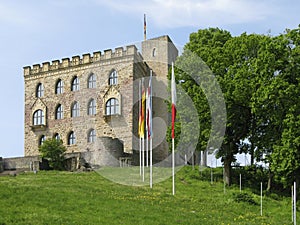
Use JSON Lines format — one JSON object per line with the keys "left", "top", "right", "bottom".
{"left": 23, "top": 45, "right": 138, "bottom": 76}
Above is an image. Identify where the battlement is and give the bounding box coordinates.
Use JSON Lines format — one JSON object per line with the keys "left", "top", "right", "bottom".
{"left": 23, "top": 45, "right": 138, "bottom": 76}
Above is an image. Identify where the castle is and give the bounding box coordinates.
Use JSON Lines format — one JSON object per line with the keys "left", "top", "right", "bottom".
{"left": 23, "top": 35, "right": 178, "bottom": 167}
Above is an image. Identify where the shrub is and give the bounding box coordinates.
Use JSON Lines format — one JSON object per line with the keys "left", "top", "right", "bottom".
{"left": 39, "top": 138, "right": 66, "bottom": 170}
{"left": 232, "top": 192, "right": 258, "bottom": 205}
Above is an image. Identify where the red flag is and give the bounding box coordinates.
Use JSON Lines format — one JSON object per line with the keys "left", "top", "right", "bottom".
{"left": 171, "top": 62, "right": 176, "bottom": 139}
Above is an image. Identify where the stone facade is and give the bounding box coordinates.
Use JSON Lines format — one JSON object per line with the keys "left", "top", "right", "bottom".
{"left": 23, "top": 35, "right": 178, "bottom": 165}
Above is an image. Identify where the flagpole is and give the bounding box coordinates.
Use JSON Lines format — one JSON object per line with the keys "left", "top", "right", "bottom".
{"left": 171, "top": 62, "right": 176, "bottom": 196}
{"left": 149, "top": 70, "right": 153, "bottom": 188}
{"left": 139, "top": 80, "right": 142, "bottom": 176}
{"left": 172, "top": 138, "right": 175, "bottom": 195}
{"left": 139, "top": 138, "right": 142, "bottom": 176}
{"left": 150, "top": 137, "right": 153, "bottom": 188}
{"left": 142, "top": 137, "right": 145, "bottom": 182}
{"left": 294, "top": 182, "right": 296, "bottom": 225}
{"left": 146, "top": 115, "right": 149, "bottom": 167}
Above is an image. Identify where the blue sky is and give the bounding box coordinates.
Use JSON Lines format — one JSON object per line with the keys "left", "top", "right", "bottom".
{"left": 0, "top": 0, "right": 299, "bottom": 158}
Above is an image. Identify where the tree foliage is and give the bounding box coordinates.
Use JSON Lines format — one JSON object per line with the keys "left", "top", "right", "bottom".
{"left": 173, "top": 26, "right": 300, "bottom": 188}
{"left": 39, "top": 138, "right": 66, "bottom": 170}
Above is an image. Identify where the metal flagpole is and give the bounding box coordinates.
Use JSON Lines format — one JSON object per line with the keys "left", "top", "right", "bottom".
{"left": 139, "top": 138, "right": 142, "bottom": 176}
{"left": 294, "top": 182, "right": 296, "bottom": 225}
{"left": 139, "top": 80, "right": 142, "bottom": 176}
{"left": 171, "top": 62, "right": 176, "bottom": 195}
{"left": 260, "top": 182, "right": 263, "bottom": 216}
{"left": 146, "top": 116, "right": 149, "bottom": 168}
{"left": 240, "top": 174, "right": 242, "bottom": 192}
{"left": 149, "top": 70, "right": 153, "bottom": 188}
{"left": 150, "top": 137, "right": 153, "bottom": 188}
{"left": 142, "top": 137, "right": 145, "bottom": 182}
{"left": 292, "top": 185, "right": 294, "bottom": 223}
{"left": 172, "top": 138, "right": 175, "bottom": 195}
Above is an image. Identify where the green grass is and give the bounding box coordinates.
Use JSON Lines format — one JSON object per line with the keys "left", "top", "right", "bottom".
{"left": 0, "top": 166, "right": 296, "bottom": 225}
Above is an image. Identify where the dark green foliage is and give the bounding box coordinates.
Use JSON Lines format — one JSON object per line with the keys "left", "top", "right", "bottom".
{"left": 38, "top": 138, "right": 66, "bottom": 170}
{"left": 232, "top": 192, "right": 258, "bottom": 205}
{"left": 171, "top": 25, "right": 300, "bottom": 190}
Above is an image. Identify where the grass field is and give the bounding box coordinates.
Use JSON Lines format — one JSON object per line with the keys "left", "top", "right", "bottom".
{"left": 0, "top": 166, "right": 297, "bottom": 224}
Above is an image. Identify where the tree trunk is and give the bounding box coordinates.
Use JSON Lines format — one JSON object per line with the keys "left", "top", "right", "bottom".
{"left": 250, "top": 145, "right": 254, "bottom": 165}
{"left": 267, "top": 171, "right": 273, "bottom": 192}
{"left": 224, "top": 158, "right": 232, "bottom": 186}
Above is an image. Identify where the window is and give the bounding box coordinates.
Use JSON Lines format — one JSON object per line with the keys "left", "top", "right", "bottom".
{"left": 152, "top": 48, "right": 157, "bottom": 57}
{"left": 68, "top": 131, "right": 76, "bottom": 145}
{"left": 71, "top": 102, "right": 80, "bottom": 117}
{"left": 88, "top": 73, "right": 96, "bottom": 88}
{"left": 33, "top": 110, "right": 45, "bottom": 125}
{"left": 109, "top": 70, "right": 118, "bottom": 85}
{"left": 106, "top": 98, "right": 119, "bottom": 115}
{"left": 88, "top": 129, "right": 96, "bottom": 143}
{"left": 36, "top": 83, "right": 44, "bottom": 98}
{"left": 54, "top": 133, "right": 60, "bottom": 141}
{"left": 88, "top": 99, "right": 96, "bottom": 115}
{"left": 55, "top": 104, "right": 64, "bottom": 120}
{"left": 71, "top": 76, "right": 80, "bottom": 91}
{"left": 39, "top": 135, "right": 46, "bottom": 146}
{"left": 56, "top": 79, "right": 64, "bottom": 94}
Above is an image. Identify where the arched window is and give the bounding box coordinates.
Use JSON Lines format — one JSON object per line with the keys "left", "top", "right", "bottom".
{"left": 88, "top": 73, "right": 96, "bottom": 88}
{"left": 36, "top": 83, "right": 44, "bottom": 98}
{"left": 55, "top": 104, "right": 63, "bottom": 120}
{"left": 109, "top": 70, "right": 118, "bottom": 85}
{"left": 33, "top": 110, "right": 45, "bottom": 125}
{"left": 88, "top": 99, "right": 96, "bottom": 115}
{"left": 71, "top": 102, "right": 80, "bottom": 117}
{"left": 68, "top": 131, "right": 76, "bottom": 145}
{"left": 54, "top": 133, "right": 60, "bottom": 141}
{"left": 88, "top": 129, "right": 96, "bottom": 143}
{"left": 56, "top": 79, "right": 64, "bottom": 94}
{"left": 39, "top": 135, "right": 46, "bottom": 146}
{"left": 152, "top": 48, "right": 157, "bottom": 57}
{"left": 106, "top": 98, "right": 119, "bottom": 115}
{"left": 71, "top": 76, "right": 80, "bottom": 91}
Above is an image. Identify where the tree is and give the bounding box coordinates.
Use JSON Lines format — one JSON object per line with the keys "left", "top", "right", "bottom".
{"left": 39, "top": 138, "right": 66, "bottom": 170}
{"left": 177, "top": 28, "right": 277, "bottom": 185}
{"left": 171, "top": 26, "right": 300, "bottom": 188}
{"left": 267, "top": 27, "right": 300, "bottom": 189}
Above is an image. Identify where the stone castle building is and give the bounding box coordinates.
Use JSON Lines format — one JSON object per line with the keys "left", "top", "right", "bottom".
{"left": 23, "top": 35, "right": 178, "bottom": 166}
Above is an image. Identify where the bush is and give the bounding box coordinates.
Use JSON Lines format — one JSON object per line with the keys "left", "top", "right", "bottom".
{"left": 232, "top": 192, "right": 258, "bottom": 205}
{"left": 39, "top": 138, "right": 66, "bottom": 170}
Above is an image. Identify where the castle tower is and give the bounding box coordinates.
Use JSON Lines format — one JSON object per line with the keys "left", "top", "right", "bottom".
{"left": 142, "top": 35, "right": 178, "bottom": 82}
{"left": 142, "top": 35, "right": 178, "bottom": 161}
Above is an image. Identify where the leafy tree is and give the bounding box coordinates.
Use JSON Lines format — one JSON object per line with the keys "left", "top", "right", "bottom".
{"left": 169, "top": 26, "right": 300, "bottom": 188}
{"left": 39, "top": 138, "right": 66, "bottom": 170}
{"left": 267, "top": 27, "right": 300, "bottom": 188}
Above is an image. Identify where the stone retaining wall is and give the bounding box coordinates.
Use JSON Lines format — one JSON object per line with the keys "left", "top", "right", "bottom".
{"left": 3, "top": 156, "right": 40, "bottom": 171}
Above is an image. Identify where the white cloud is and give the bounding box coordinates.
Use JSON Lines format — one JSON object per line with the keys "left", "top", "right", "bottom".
{"left": 92, "top": 0, "right": 278, "bottom": 28}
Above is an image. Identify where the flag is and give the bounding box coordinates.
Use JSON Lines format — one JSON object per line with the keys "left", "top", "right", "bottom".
{"left": 139, "top": 79, "right": 146, "bottom": 138}
{"left": 144, "top": 14, "right": 147, "bottom": 41}
{"left": 146, "top": 72, "right": 152, "bottom": 139}
{"left": 171, "top": 62, "right": 176, "bottom": 139}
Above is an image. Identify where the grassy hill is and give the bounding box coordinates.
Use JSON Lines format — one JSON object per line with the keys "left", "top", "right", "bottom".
{"left": 0, "top": 166, "right": 296, "bottom": 224}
